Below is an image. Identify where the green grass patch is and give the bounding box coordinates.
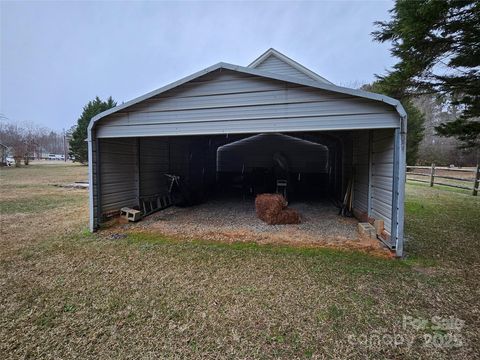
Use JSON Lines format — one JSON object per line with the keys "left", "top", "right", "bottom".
{"left": 405, "top": 182, "right": 480, "bottom": 265}
{"left": 407, "top": 179, "right": 473, "bottom": 195}
{"left": 119, "top": 232, "right": 410, "bottom": 281}
{"left": 0, "top": 193, "right": 83, "bottom": 215}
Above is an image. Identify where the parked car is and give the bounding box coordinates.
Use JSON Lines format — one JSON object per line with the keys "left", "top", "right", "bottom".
{"left": 6, "top": 157, "right": 15, "bottom": 166}
{"left": 47, "top": 154, "right": 65, "bottom": 160}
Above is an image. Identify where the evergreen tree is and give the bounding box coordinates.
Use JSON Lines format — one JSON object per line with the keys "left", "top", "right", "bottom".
{"left": 69, "top": 97, "right": 116, "bottom": 164}
{"left": 372, "top": 0, "right": 479, "bottom": 148}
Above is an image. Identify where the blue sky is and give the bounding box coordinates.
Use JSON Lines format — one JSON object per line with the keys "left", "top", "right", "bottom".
{"left": 1, "top": 1, "right": 395, "bottom": 131}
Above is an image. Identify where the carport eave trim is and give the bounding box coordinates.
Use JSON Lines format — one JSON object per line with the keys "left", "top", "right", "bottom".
{"left": 87, "top": 62, "right": 406, "bottom": 141}
{"left": 93, "top": 124, "right": 402, "bottom": 139}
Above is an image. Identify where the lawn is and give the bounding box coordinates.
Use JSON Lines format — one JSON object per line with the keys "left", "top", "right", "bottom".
{"left": 1, "top": 162, "right": 479, "bottom": 359}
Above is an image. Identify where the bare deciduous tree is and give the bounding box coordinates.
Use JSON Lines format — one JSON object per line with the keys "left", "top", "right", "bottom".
{"left": 415, "top": 95, "right": 479, "bottom": 166}
{"left": 0, "top": 119, "right": 67, "bottom": 166}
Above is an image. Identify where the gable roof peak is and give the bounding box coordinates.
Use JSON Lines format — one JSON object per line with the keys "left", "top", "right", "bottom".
{"left": 248, "top": 48, "right": 332, "bottom": 85}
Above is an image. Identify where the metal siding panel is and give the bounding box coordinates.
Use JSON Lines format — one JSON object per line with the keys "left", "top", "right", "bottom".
{"left": 130, "top": 88, "right": 353, "bottom": 112}
{"left": 97, "top": 113, "right": 399, "bottom": 138}
{"left": 99, "top": 138, "right": 138, "bottom": 213}
{"left": 137, "top": 84, "right": 350, "bottom": 108}
{"left": 139, "top": 138, "right": 170, "bottom": 197}
{"left": 342, "top": 133, "right": 353, "bottom": 197}
{"left": 96, "top": 72, "right": 399, "bottom": 138}
{"left": 396, "top": 125, "right": 407, "bottom": 257}
{"left": 372, "top": 163, "right": 395, "bottom": 177}
{"left": 255, "top": 55, "right": 314, "bottom": 81}
{"left": 158, "top": 75, "right": 287, "bottom": 98}
{"left": 101, "top": 98, "right": 394, "bottom": 127}
{"left": 370, "top": 129, "right": 394, "bottom": 233}
{"left": 370, "top": 176, "right": 393, "bottom": 191}
{"left": 168, "top": 138, "right": 190, "bottom": 177}
{"left": 372, "top": 150, "right": 394, "bottom": 163}
{"left": 391, "top": 128, "right": 400, "bottom": 251}
{"left": 88, "top": 136, "right": 97, "bottom": 231}
{"left": 371, "top": 186, "right": 392, "bottom": 202}
{"left": 373, "top": 128, "right": 394, "bottom": 140}
{"left": 89, "top": 63, "right": 406, "bottom": 133}
{"left": 353, "top": 130, "right": 369, "bottom": 212}
{"left": 372, "top": 137, "right": 395, "bottom": 152}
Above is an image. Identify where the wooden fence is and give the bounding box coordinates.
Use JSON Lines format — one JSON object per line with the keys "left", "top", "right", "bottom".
{"left": 406, "top": 164, "right": 480, "bottom": 196}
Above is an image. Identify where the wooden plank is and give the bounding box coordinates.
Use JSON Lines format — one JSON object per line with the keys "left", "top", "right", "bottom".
{"left": 434, "top": 175, "right": 474, "bottom": 182}
{"left": 407, "top": 178, "right": 430, "bottom": 184}
{"left": 435, "top": 182, "right": 472, "bottom": 190}
{"left": 407, "top": 172, "right": 430, "bottom": 177}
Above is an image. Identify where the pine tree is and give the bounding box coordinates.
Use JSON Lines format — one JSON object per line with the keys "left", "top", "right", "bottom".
{"left": 69, "top": 97, "right": 116, "bottom": 164}
{"left": 372, "top": 0, "right": 479, "bottom": 148}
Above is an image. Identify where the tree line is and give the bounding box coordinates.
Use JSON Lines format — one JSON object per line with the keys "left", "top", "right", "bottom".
{"left": 0, "top": 118, "right": 68, "bottom": 166}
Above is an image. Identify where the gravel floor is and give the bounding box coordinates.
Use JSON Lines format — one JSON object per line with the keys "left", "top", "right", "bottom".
{"left": 120, "top": 197, "right": 386, "bottom": 252}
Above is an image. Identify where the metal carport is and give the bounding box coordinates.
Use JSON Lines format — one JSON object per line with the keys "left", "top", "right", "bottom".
{"left": 87, "top": 49, "right": 407, "bottom": 257}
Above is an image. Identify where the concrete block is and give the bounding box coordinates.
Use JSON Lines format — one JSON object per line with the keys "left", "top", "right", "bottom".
{"left": 120, "top": 207, "right": 142, "bottom": 222}
{"left": 374, "top": 219, "right": 384, "bottom": 235}
{"left": 358, "top": 222, "right": 376, "bottom": 239}
{"left": 380, "top": 230, "right": 391, "bottom": 242}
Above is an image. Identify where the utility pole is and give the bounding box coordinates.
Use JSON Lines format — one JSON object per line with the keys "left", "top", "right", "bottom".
{"left": 63, "top": 128, "right": 67, "bottom": 162}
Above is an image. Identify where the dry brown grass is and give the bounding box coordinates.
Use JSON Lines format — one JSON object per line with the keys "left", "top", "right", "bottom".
{"left": 1, "top": 162, "right": 479, "bottom": 359}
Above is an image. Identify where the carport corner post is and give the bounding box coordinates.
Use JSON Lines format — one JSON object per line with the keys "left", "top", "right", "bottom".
{"left": 395, "top": 122, "right": 407, "bottom": 258}
{"left": 88, "top": 137, "right": 97, "bottom": 233}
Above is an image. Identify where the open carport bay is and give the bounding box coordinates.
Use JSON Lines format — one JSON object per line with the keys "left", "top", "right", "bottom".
{"left": 98, "top": 131, "right": 348, "bottom": 215}
{"left": 96, "top": 130, "right": 393, "bottom": 255}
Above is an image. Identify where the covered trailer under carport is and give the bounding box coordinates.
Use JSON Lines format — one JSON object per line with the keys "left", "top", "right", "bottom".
{"left": 88, "top": 48, "right": 407, "bottom": 256}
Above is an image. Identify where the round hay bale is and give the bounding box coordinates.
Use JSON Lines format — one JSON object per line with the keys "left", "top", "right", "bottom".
{"left": 255, "top": 193, "right": 287, "bottom": 224}
{"left": 255, "top": 194, "right": 300, "bottom": 225}
{"left": 275, "top": 208, "right": 301, "bottom": 224}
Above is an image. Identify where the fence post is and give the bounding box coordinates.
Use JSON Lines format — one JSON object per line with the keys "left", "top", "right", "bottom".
{"left": 473, "top": 164, "right": 480, "bottom": 196}
{"left": 430, "top": 163, "right": 435, "bottom": 187}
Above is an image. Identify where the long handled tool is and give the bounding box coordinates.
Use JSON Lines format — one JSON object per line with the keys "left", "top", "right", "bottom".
{"left": 339, "top": 175, "right": 354, "bottom": 217}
